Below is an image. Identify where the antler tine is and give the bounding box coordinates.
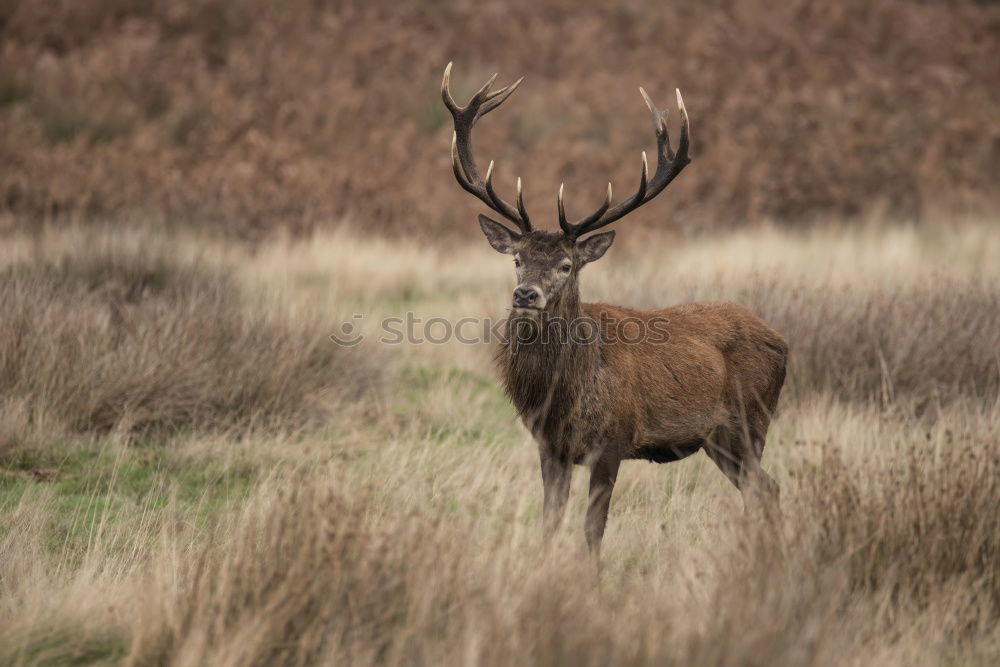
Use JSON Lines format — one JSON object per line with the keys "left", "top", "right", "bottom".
{"left": 484, "top": 160, "right": 512, "bottom": 217}
{"left": 561, "top": 87, "right": 692, "bottom": 239}
{"left": 480, "top": 77, "right": 523, "bottom": 117}
{"left": 640, "top": 86, "right": 673, "bottom": 161}
{"left": 486, "top": 77, "right": 521, "bottom": 101}
{"left": 441, "top": 63, "right": 532, "bottom": 233}
{"left": 675, "top": 88, "right": 691, "bottom": 162}
{"left": 516, "top": 177, "right": 530, "bottom": 224}
{"left": 471, "top": 73, "right": 499, "bottom": 104}
{"left": 558, "top": 181, "right": 613, "bottom": 235}
{"left": 639, "top": 87, "right": 663, "bottom": 132}
{"left": 441, "top": 62, "right": 460, "bottom": 113}
{"left": 637, "top": 151, "right": 649, "bottom": 201}
{"left": 558, "top": 183, "right": 568, "bottom": 233}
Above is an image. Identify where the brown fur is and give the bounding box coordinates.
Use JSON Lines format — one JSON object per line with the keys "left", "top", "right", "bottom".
{"left": 493, "top": 231, "right": 788, "bottom": 556}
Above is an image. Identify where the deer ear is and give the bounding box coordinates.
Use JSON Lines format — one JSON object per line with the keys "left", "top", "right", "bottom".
{"left": 577, "top": 231, "right": 615, "bottom": 264}
{"left": 478, "top": 215, "right": 521, "bottom": 254}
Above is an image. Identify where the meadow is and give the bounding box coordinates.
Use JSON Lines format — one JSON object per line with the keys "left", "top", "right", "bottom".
{"left": 1, "top": 219, "right": 998, "bottom": 666}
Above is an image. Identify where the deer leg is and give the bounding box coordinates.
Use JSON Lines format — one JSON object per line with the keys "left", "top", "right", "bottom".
{"left": 738, "top": 449, "right": 780, "bottom": 517}
{"left": 540, "top": 452, "right": 572, "bottom": 543}
{"left": 585, "top": 449, "right": 621, "bottom": 560}
{"left": 705, "top": 428, "right": 779, "bottom": 515}
{"left": 703, "top": 427, "right": 741, "bottom": 490}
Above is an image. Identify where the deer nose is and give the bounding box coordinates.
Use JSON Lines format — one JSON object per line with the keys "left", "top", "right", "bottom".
{"left": 513, "top": 286, "right": 539, "bottom": 308}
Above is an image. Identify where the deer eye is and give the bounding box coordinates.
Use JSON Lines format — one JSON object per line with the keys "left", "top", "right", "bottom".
{"left": 514, "top": 258, "right": 521, "bottom": 268}
{"left": 560, "top": 263, "right": 572, "bottom": 273}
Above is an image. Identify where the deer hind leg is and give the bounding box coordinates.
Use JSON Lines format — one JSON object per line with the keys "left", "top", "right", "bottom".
{"left": 738, "top": 448, "right": 780, "bottom": 517}
{"left": 703, "top": 426, "right": 779, "bottom": 515}
{"left": 744, "top": 396, "right": 781, "bottom": 515}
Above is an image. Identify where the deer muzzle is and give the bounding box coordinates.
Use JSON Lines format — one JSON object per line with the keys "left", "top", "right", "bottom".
{"left": 512, "top": 285, "right": 545, "bottom": 311}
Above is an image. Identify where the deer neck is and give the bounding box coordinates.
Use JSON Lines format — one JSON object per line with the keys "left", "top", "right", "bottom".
{"left": 499, "top": 284, "right": 598, "bottom": 443}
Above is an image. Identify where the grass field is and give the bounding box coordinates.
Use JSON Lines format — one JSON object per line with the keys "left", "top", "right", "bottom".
{"left": 1, "top": 220, "right": 999, "bottom": 665}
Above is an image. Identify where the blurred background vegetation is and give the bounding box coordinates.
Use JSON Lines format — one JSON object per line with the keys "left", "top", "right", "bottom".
{"left": 1, "top": 0, "right": 998, "bottom": 238}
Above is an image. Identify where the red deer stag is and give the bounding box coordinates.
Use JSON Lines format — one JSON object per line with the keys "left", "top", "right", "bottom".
{"left": 442, "top": 63, "right": 788, "bottom": 558}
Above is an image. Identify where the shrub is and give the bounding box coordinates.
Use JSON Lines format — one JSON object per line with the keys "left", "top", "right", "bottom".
{"left": 1, "top": 0, "right": 998, "bottom": 235}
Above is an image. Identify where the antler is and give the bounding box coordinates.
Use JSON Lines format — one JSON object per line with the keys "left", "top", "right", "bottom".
{"left": 558, "top": 87, "right": 691, "bottom": 239}
{"left": 442, "top": 62, "right": 532, "bottom": 234}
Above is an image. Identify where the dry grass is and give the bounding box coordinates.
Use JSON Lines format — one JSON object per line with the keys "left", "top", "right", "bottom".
{"left": 1, "top": 220, "right": 999, "bottom": 665}
{"left": 0, "top": 227, "right": 379, "bottom": 451}
{"left": 121, "top": 416, "right": 1000, "bottom": 667}
{"left": 1, "top": 0, "right": 999, "bottom": 234}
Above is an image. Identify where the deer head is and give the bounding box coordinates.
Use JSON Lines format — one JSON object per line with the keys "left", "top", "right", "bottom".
{"left": 442, "top": 62, "right": 691, "bottom": 314}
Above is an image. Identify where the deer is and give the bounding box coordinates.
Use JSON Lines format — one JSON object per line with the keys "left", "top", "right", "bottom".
{"left": 441, "top": 63, "right": 788, "bottom": 559}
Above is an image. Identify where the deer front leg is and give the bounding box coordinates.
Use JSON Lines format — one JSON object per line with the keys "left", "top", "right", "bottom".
{"left": 585, "top": 449, "right": 621, "bottom": 560}
{"left": 540, "top": 452, "right": 572, "bottom": 544}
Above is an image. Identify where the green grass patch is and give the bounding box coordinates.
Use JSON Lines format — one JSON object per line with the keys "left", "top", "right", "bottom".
{"left": 395, "top": 364, "right": 521, "bottom": 447}
{"left": 6, "top": 630, "right": 128, "bottom": 666}
{"left": 0, "top": 440, "right": 260, "bottom": 559}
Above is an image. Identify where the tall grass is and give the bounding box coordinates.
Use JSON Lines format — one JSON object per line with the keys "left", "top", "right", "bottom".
{"left": 116, "top": 413, "right": 1000, "bottom": 666}
{"left": 0, "top": 228, "right": 379, "bottom": 451}
{"left": 1, "top": 221, "right": 998, "bottom": 665}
